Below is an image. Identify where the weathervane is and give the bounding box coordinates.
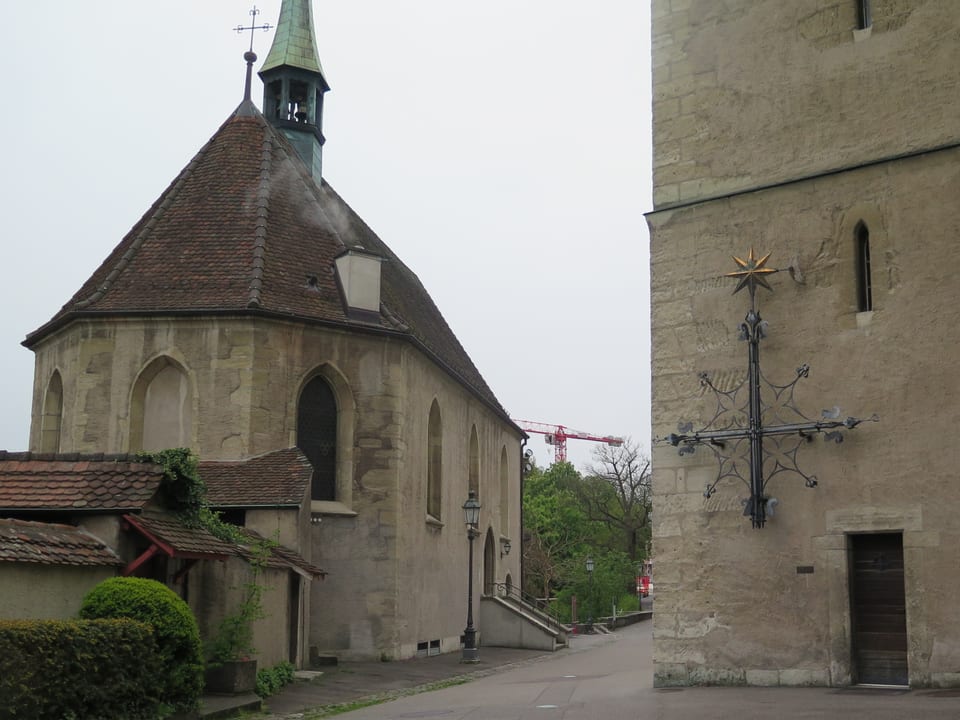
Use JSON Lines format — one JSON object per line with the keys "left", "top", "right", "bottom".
{"left": 236, "top": 5, "right": 274, "bottom": 102}
{"left": 661, "top": 249, "right": 878, "bottom": 528}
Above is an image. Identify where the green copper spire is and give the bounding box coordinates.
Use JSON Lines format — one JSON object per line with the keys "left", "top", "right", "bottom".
{"left": 258, "top": 0, "right": 330, "bottom": 184}
{"left": 260, "top": 0, "right": 326, "bottom": 79}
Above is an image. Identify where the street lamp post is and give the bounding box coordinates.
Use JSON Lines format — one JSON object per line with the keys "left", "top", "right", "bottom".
{"left": 462, "top": 490, "right": 481, "bottom": 663}
{"left": 585, "top": 556, "right": 595, "bottom": 632}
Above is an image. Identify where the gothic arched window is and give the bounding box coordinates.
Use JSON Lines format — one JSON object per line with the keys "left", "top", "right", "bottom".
{"left": 40, "top": 371, "right": 63, "bottom": 453}
{"left": 297, "top": 376, "right": 338, "bottom": 501}
{"left": 427, "top": 400, "right": 443, "bottom": 520}
{"left": 469, "top": 425, "right": 480, "bottom": 500}
{"left": 131, "top": 357, "right": 192, "bottom": 452}
{"left": 499, "top": 446, "right": 509, "bottom": 530}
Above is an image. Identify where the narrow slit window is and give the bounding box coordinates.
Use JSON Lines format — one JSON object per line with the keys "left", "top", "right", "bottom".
{"left": 855, "top": 222, "right": 873, "bottom": 312}
{"left": 427, "top": 400, "right": 443, "bottom": 520}
{"left": 857, "top": 0, "right": 872, "bottom": 30}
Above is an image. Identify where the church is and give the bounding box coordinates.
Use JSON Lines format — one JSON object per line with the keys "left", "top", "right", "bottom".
{"left": 6, "top": 0, "right": 532, "bottom": 664}
{"left": 650, "top": 1, "right": 960, "bottom": 688}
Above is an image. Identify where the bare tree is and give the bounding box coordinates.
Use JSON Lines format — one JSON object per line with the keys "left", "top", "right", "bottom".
{"left": 579, "top": 438, "right": 652, "bottom": 561}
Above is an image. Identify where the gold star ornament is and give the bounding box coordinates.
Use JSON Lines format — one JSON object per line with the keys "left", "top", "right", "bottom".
{"left": 725, "top": 247, "right": 778, "bottom": 296}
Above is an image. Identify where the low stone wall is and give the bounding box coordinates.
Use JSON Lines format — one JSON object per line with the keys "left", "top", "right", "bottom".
{"left": 600, "top": 610, "right": 653, "bottom": 630}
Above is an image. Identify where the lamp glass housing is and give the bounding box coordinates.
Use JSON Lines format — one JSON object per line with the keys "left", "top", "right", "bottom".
{"left": 462, "top": 490, "right": 481, "bottom": 526}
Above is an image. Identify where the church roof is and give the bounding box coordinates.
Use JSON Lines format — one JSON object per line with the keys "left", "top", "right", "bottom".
{"left": 200, "top": 447, "right": 312, "bottom": 508}
{"left": 26, "top": 104, "right": 509, "bottom": 421}
{"left": 0, "top": 452, "right": 163, "bottom": 512}
{"left": 0, "top": 517, "right": 122, "bottom": 567}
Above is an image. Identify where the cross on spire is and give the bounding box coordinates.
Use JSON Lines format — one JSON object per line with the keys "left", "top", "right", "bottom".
{"left": 662, "top": 250, "right": 878, "bottom": 528}
{"left": 235, "top": 5, "right": 274, "bottom": 102}
{"left": 236, "top": 5, "right": 273, "bottom": 53}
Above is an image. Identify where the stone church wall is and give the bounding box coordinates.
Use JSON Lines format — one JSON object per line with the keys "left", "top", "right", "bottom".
{"left": 651, "top": 0, "right": 960, "bottom": 208}
{"left": 649, "top": 146, "right": 960, "bottom": 686}
{"left": 650, "top": 0, "right": 960, "bottom": 687}
{"left": 27, "top": 314, "right": 521, "bottom": 662}
{"left": 392, "top": 345, "right": 522, "bottom": 660}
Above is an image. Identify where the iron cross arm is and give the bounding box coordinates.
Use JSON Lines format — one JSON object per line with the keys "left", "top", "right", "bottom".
{"left": 666, "top": 413, "right": 878, "bottom": 450}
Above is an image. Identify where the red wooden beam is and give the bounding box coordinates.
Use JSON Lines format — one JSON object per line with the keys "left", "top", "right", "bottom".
{"left": 123, "top": 543, "right": 159, "bottom": 577}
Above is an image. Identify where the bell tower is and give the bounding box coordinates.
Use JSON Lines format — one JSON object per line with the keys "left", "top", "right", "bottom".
{"left": 259, "top": 0, "right": 330, "bottom": 184}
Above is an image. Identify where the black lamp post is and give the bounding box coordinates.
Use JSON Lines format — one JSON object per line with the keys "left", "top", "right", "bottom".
{"left": 585, "top": 556, "right": 595, "bottom": 632}
{"left": 461, "top": 490, "right": 481, "bottom": 663}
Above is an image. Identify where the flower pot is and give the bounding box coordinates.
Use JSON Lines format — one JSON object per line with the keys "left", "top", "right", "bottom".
{"left": 204, "top": 659, "right": 258, "bottom": 694}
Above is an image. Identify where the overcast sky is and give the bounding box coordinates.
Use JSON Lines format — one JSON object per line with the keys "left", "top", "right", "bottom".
{"left": 0, "top": 1, "right": 652, "bottom": 473}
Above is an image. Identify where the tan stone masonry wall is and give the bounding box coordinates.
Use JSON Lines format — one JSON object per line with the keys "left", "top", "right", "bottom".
{"left": 649, "top": 145, "right": 960, "bottom": 686}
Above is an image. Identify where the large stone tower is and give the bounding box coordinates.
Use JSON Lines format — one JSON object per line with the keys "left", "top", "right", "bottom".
{"left": 649, "top": 1, "right": 960, "bottom": 688}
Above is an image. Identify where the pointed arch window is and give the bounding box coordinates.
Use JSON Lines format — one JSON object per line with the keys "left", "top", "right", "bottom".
{"left": 469, "top": 425, "right": 480, "bottom": 501}
{"left": 298, "top": 376, "right": 338, "bottom": 501}
{"left": 499, "top": 446, "right": 509, "bottom": 530}
{"left": 855, "top": 221, "right": 873, "bottom": 312}
{"left": 131, "top": 358, "right": 192, "bottom": 452}
{"left": 427, "top": 401, "right": 443, "bottom": 520}
{"left": 40, "top": 371, "right": 63, "bottom": 453}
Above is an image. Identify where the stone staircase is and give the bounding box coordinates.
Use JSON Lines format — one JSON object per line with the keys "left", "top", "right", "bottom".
{"left": 479, "top": 585, "right": 569, "bottom": 651}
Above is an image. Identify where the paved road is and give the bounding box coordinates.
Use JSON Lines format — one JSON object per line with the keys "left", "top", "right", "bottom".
{"left": 289, "top": 623, "right": 960, "bottom": 720}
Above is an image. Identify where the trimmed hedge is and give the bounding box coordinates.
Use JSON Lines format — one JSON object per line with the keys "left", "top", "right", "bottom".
{"left": 79, "top": 577, "right": 204, "bottom": 715}
{"left": 0, "top": 618, "right": 163, "bottom": 720}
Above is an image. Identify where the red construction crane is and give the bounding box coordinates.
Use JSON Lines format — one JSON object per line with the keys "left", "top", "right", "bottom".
{"left": 513, "top": 419, "right": 624, "bottom": 463}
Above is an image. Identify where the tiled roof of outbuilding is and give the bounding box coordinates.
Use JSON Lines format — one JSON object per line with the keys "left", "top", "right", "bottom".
{"left": 0, "top": 452, "right": 162, "bottom": 511}
{"left": 125, "top": 513, "right": 237, "bottom": 558}
{"left": 124, "top": 514, "right": 326, "bottom": 578}
{"left": 25, "top": 102, "right": 513, "bottom": 425}
{"left": 200, "top": 448, "right": 312, "bottom": 508}
{"left": 0, "top": 518, "right": 122, "bottom": 566}
{"left": 241, "top": 528, "right": 326, "bottom": 579}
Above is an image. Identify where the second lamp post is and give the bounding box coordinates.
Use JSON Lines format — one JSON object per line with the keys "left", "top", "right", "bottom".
{"left": 462, "top": 490, "right": 481, "bottom": 663}
{"left": 585, "top": 556, "right": 595, "bottom": 632}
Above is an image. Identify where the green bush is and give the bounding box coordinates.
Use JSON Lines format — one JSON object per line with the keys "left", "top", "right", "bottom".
{"left": 255, "top": 660, "right": 296, "bottom": 698}
{"left": 79, "top": 577, "right": 204, "bottom": 714}
{"left": 0, "top": 618, "right": 163, "bottom": 720}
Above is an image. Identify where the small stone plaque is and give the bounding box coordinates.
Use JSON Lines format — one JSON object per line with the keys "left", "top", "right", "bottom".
{"left": 796, "top": 565, "right": 814, "bottom": 574}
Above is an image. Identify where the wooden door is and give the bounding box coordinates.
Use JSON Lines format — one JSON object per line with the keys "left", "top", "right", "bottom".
{"left": 288, "top": 574, "right": 301, "bottom": 664}
{"left": 849, "top": 533, "right": 908, "bottom": 685}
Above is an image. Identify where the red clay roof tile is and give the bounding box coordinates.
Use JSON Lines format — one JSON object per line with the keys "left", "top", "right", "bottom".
{"left": 0, "top": 518, "right": 122, "bottom": 566}
{"left": 0, "top": 453, "right": 163, "bottom": 512}
{"left": 125, "top": 513, "right": 236, "bottom": 558}
{"left": 200, "top": 448, "right": 312, "bottom": 508}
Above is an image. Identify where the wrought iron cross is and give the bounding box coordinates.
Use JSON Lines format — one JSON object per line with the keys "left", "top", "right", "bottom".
{"left": 663, "top": 249, "right": 877, "bottom": 528}
{"left": 236, "top": 6, "right": 274, "bottom": 103}
{"left": 235, "top": 6, "right": 273, "bottom": 53}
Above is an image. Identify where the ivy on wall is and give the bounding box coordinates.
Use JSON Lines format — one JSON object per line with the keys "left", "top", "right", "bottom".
{"left": 136, "top": 448, "right": 242, "bottom": 543}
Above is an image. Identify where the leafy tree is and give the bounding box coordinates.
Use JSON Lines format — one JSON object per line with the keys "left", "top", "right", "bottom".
{"left": 522, "top": 461, "right": 589, "bottom": 600}
{"left": 521, "top": 440, "right": 653, "bottom": 621}
{"left": 578, "top": 438, "right": 652, "bottom": 562}
{"left": 555, "top": 549, "right": 638, "bottom": 623}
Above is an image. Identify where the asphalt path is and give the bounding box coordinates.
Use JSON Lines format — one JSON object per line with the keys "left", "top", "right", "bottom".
{"left": 305, "top": 623, "right": 960, "bottom": 720}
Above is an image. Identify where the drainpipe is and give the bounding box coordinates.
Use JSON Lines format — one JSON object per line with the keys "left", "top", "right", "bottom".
{"left": 519, "top": 438, "right": 527, "bottom": 596}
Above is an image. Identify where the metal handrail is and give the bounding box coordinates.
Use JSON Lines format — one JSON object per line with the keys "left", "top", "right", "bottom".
{"left": 489, "top": 582, "right": 567, "bottom": 634}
